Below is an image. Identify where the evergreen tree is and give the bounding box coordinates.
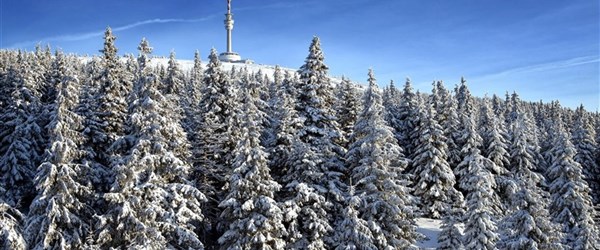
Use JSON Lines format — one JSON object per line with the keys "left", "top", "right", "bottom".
{"left": 335, "top": 77, "right": 361, "bottom": 147}
{"left": 346, "top": 70, "right": 420, "bottom": 249}
{"left": 456, "top": 109, "right": 499, "bottom": 249}
{"left": 96, "top": 39, "right": 205, "bottom": 249}
{"left": 438, "top": 192, "right": 465, "bottom": 250}
{"left": 163, "top": 50, "right": 184, "bottom": 96}
{"left": 183, "top": 50, "right": 203, "bottom": 177}
{"left": 81, "top": 27, "right": 130, "bottom": 193}
{"left": 479, "top": 98, "right": 511, "bottom": 213}
{"left": 572, "top": 105, "right": 600, "bottom": 204}
{"left": 547, "top": 119, "right": 599, "bottom": 249}
{"left": 283, "top": 37, "right": 345, "bottom": 248}
{"left": 25, "top": 51, "right": 94, "bottom": 249}
{"left": 0, "top": 200, "right": 25, "bottom": 250}
{"left": 194, "top": 48, "right": 240, "bottom": 246}
{"left": 396, "top": 78, "right": 419, "bottom": 158}
{"left": 333, "top": 187, "right": 377, "bottom": 250}
{"left": 218, "top": 86, "right": 286, "bottom": 250}
{"left": 0, "top": 54, "right": 43, "bottom": 208}
{"left": 411, "top": 95, "right": 459, "bottom": 219}
{"left": 433, "top": 81, "right": 462, "bottom": 170}
{"left": 498, "top": 113, "right": 563, "bottom": 250}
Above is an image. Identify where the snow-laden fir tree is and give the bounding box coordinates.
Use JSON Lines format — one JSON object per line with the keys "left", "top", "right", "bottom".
{"left": 81, "top": 27, "right": 130, "bottom": 192}
{"left": 182, "top": 50, "right": 203, "bottom": 175}
{"left": 218, "top": 85, "right": 286, "bottom": 250}
{"left": 383, "top": 80, "right": 401, "bottom": 136}
{"left": 479, "top": 98, "right": 511, "bottom": 213}
{"left": 335, "top": 77, "right": 361, "bottom": 148}
{"left": 395, "top": 78, "right": 419, "bottom": 158}
{"left": 25, "top": 51, "right": 94, "bottom": 250}
{"left": 456, "top": 108, "right": 499, "bottom": 250}
{"left": 282, "top": 36, "right": 345, "bottom": 248}
{"left": 411, "top": 95, "right": 460, "bottom": 219}
{"left": 547, "top": 117, "right": 599, "bottom": 249}
{"left": 163, "top": 50, "right": 184, "bottom": 96}
{"left": 346, "top": 69, "right": 420, "bottom": 249}
{"left": 194, "top": 48, "right": 240, "bottom": 245}
{"left": 96, "top": 39, "right": 205, "bottom": 249}
{"left": 497, "top": 113, "right": 563, "bottom": 250}
{"left": 266, "top": 69, "right": 303, "bottom": 185}
{"left": 0, "top": 53, "right": 44, "bottom": 208}
{"left": 432, "top": 81, "right": 462, "bottom": 170}
{"left": 572, "top": 105, "right": 600, "bottom": 204}
{"left": 438, "top": 191, "right": 465, "bottom": 250}
{"left": 263, "top": 65, "right": 284, "bottom": 149}
{"left": 333, "top": 186, "right": 377, "bottom": 250}
{"left": 0, "top": 197, "right": 26, "bottom": 250}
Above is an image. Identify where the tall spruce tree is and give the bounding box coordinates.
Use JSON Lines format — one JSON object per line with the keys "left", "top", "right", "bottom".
{"left": 411, "top": 96, "right": 460, "bottom": 219}
{"left": 194, "top": 48, "right": 240, "bottom": 247}
{"left": 96, "top": 39, "right": 205, "bottom": 249}
{"left": 547, "top": 118, "right": 599, "bottom": 249}
{"left": 346, "top": 70, "right": 420, "bottom": 249}
{"left": 0, "top": 201, "right": 25, "bottom": 250}
{"left": 282, "top": 37, "right": 345, "bottom": 248}
{"left": 0, "top": 53, "right": 44, "bottom": 208}
{"left": 25, "top": 51, "right": 94, "bottom": 249}
{"left": 218, "top": 86, "right": 286, "bottom": 250}
{"left": 335, "top": 77, "right": 361, "bottom": 148}
{"left": 81, "top": 27, "right": 130, "bottom": 193}
{"left": 572, "top": 105, "right": 600, "bottom": 204}
{"left": 498, "top": 113, "right": 563, "bottom": 250}
{"left": 456, "top": 106, "right": 499, "bottom": 249}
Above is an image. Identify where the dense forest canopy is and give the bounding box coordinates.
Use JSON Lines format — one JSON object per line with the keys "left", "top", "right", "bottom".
{"left": 0, "top": 28, "right": 598, "bottom": 249}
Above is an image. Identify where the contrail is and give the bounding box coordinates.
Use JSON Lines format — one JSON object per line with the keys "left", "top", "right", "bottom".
{"left": 482, "top": 55, "right": 599, "bottom": 78}
{"left": 7, "top": 16, "right": 217, "bottom": 49}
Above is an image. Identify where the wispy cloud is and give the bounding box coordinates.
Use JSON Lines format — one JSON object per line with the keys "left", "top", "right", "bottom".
{"left": 7, "top": 16, "right": 217, "bottom": 49}
{"left": 479, "top": 55, "right": 600, "bottom": 79}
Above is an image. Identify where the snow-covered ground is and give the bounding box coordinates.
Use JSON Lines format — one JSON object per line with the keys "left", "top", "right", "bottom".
{"left": 415, "top": 218, "right": 443, "bottom": 249}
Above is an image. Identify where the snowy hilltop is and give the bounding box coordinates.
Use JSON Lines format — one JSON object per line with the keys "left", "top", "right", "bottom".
{"left": 1, "top": 27, "right": 599, "bottom": 249}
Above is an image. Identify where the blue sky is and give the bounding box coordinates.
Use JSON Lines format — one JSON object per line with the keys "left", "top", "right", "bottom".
{"left": 1, "top": 0, "right": 598, "bottom": 110}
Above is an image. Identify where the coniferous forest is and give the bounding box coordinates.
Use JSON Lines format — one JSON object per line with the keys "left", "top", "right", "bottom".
{"left": 1, "top": 27, "right": 599, "bottom": 249}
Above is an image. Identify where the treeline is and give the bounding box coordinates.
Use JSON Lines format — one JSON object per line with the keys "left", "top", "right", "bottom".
{"left": 0, "top": 27, "right": 598, "bottom": 249}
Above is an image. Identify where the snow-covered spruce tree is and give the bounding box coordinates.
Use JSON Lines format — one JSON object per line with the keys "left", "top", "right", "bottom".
{"left": 438, "top": 191, "right": 465, "bottom": 250}
{"left": 0, "top": 54, "right": 44, "bottom": 208}
{"left": 411, "top": 96, "right": 459, "bottom": 219}
{"left": 433, "top": 81, "right": 462, "bottom": 170}
{"left": 218, "top": 86, "right": 286, "bottom": 250}
{"left": 333, "top": 186, "right": 377, "bottom": 250}
{"left": 346, "top": 69, "right": 420, "bottom": 249}
{"left": 194, "top": 48, "right": 240, "bottom": 246}
{"left": 183, "top": 50, "right": 203, "bottom": 174}
{"left": 163, "top": 50, "right": 184, "bottom": 96}
{"left": 497, "top": 113, "right": 563, "bottom": 250}
{"left": 456, "top": 111, "right": 499, "bottom": 249}
{"left": 25, "top": 51, "right": 94, "bottom": 249}
{"left": 0, "top": 196, "right": 26, "bottom": 250}
{"left": 282, "top": 36, "right": 345, "bottom": 248}
{"left": 266, "top": 69, "right": 303, "bottom": 184}
{"left": 81, "top": 27, "right": 130, "bottom": 192}
{"left": 95, "top": 39, "right": 205, "bottom": 249}
{"left": 263, "top": 65, "right": 283, "bottom": 149}
{"left": 479, "top": 98, "right": 511, "bottom": 213}
{"left": 547, "top": 118, "right": 599, "bottom": 249}
{"left": 383, "top": 80, "right": 400, "bottom": 134}
{"left": 572, "top": 105, "right": 600, "bottom": 204}
{"left": 335, "top": 77, "right": 361, "bottom": 148}
{"left": 395, "top": 78, "right": 419, "bottom": 158}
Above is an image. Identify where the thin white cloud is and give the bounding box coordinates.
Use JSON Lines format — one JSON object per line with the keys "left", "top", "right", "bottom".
{"left": 480, "top": 55, "right": 600, "bottom": 78}
{"left": 7, "top": 16, "right": 217, "bottom": 49}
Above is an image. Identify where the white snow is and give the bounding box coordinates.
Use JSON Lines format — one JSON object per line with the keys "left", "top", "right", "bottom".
{"left": 415, "top": 218, "right": 443, "bottom": 249}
